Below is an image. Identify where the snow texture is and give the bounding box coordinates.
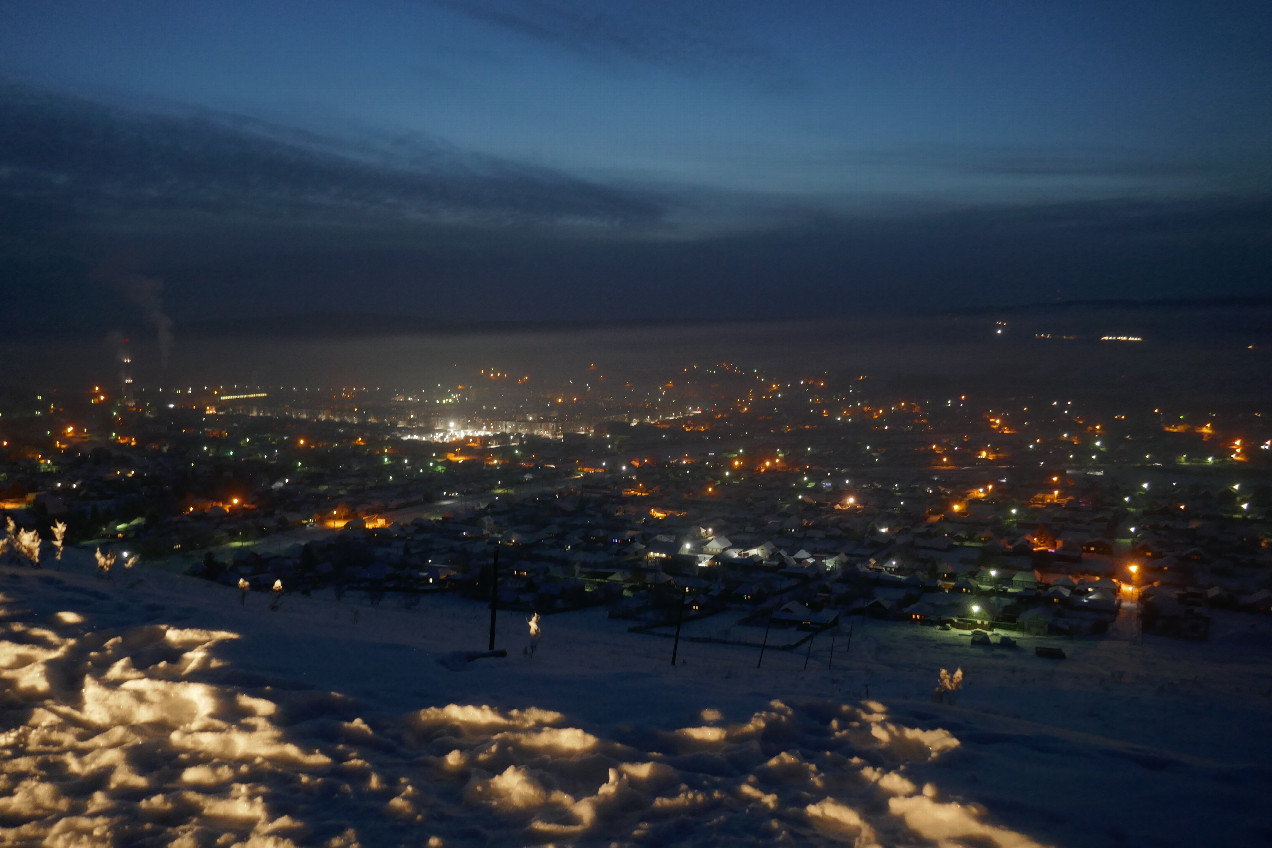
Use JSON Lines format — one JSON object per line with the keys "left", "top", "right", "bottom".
{"left": 2, "top": 552, "right": 1271, "bottom": 847}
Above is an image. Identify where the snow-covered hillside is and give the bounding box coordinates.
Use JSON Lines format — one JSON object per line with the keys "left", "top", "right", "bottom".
{"left": 3, "top": 552, "right": 1271, "bottom": 847}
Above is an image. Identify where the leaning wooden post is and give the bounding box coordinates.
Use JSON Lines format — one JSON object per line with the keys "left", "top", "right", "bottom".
{"left": 757, "top": 615, "right": 773, "bottom": 668}
{"left": 671, "top": 587, "right": 687, "bottom": 666}
{"left": 488, "top": 547, "right": 499, "bottom": 651}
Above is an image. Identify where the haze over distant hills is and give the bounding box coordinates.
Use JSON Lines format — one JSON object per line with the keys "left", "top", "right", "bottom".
{"left": 3, "top": 298, "right": 1268, "bottom": 413}
{"left": 162, "top": 295, "right": 1272, "bottom": 341}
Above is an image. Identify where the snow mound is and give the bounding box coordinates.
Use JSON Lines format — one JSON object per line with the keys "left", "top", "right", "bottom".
{"left": 0, "top": 589, "right": 1008, "bottom": 847}
{"left": 6, "top": 562, "right": 1270, "bottom": 846}
{"left": 0, "top": 606, "right": 330, "bottom": 845}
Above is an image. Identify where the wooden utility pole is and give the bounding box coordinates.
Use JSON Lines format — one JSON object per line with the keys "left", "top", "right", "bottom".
{"left": 488, "top": 547, "right": 499, "bottom": 651}
{"left": 757, "top": 616, "right": 773, "bottom": 668}
{"left": 671, "top": 588, "right": 687, "bottom": 666}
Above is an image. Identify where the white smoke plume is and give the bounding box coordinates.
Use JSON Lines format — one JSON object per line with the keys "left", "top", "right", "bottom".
{"left": 95, "top": 262, "right": 175, "bottom": 371}
{"left": 117, "top": 271, "right": 174, "bottom": 370}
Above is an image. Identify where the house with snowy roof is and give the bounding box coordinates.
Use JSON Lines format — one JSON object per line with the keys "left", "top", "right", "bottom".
{"left": 1009, "top": 570, "right": 1040, "bottom": 592}
{"left": 702, "top": 535, "right": 732, "bottom": 555}
{"left": 771, "top": 601, "right": 839, "bottom": 629}
{"left": 745, "top": 541, "right": 778, "bottom": 560}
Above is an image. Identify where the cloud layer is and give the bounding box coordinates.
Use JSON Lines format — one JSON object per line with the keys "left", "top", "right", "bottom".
{"left": 1, "top": 80, "right": 1271, "bottom": 346}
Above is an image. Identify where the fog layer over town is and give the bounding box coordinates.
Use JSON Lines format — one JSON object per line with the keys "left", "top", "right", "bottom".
{"left": 8, "top": 304, "right": 1271, "bottom": 406}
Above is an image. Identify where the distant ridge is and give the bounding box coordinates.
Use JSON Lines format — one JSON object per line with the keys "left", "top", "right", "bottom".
{"left": 176, "top": 312, "right": 762, "bottom": 339}
{"left": 959, "top": 295, "right": 1272, "bottom": 316}
{"left": 179, "top": 295, "right": 1272, "bottom": 339}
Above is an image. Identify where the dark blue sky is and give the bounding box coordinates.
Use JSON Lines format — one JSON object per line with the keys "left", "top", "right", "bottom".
{"left": 2, "top": 1, "right": 1271, "bottom": 341}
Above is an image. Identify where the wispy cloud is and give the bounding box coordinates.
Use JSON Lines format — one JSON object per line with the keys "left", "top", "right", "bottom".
{"left": 954, "top": 151, "right": 1211, "bottom": 184}
{"left": 844, "top": 143, "right": 1214, "bottom": 186}
{"left": 429, "top": 0, "right": 799, "bottom": 89}
{"left": 0, "top": 82, "right": 665, "bottom": 230}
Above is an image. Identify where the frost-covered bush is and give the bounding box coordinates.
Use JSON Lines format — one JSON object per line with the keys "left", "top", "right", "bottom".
{"left": 96, "top": 548, "right": 117, "bottom": 578}
{"left": 15, "top": 528, "right": 42, "bottom": 566}
{"left": 52, "top": 521, "right": 67, "bottom": 562}
{"left": 932, "top": 667, "right": 965, "bottom": 703}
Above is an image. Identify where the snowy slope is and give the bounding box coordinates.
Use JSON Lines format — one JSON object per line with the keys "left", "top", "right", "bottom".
{"left": 3, "top": 552, "right": 1271, "bottom": 847}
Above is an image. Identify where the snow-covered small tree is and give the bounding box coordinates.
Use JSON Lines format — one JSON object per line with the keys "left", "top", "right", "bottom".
{"left": 15, "top": 528, "right": 42, "bottom": 566}
{"left": 51, "top": 521, "right": 67, "bottom": 563}
{"left": 525, "top": 612, "right": 542, "bottom": 659}
{"left": 932, "top": 667, "right": 965, "bottom": 703}
{"left": 95, "top": 547, "right": 117, "bottom": 579}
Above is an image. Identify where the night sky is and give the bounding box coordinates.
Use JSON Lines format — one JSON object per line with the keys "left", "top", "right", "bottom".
{"left": 2, "top": 1, "right": 1271, "bottom": 343}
